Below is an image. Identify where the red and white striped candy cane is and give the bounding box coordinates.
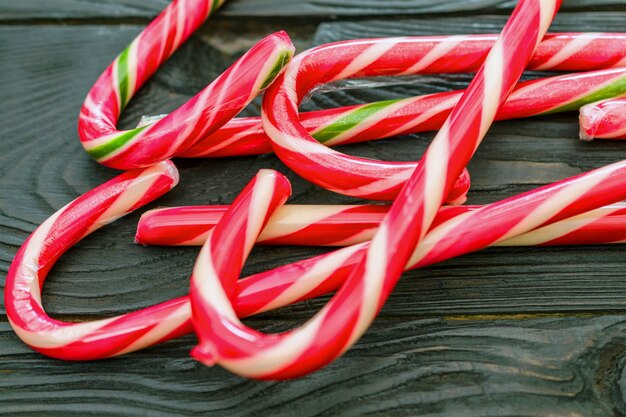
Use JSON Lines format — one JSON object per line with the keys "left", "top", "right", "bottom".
{"left": 260, "top": 22, "right": 625, "bottom": 200}
{"left": 189, "top": 0, "right": 562, "bottom": 379}
{"left": 209, "top": 159, "right": 626, "bottom": 322}
{"left": 4, "top": 162, "right": 181, "bottom": 360}
{"left": 580, "top": 98, "right": 626, "bottom": 140}
{"left": 135, "top": 202, "right": 626, "bottom": 247}
{"left": 179, "top": 66, "right": 626, "bottom": 158}
{"left": 8, "top": 156, "right": 626, "bottom": 360}
{"left": 78, "top": 0, "right": 294, "bottom": 169}
{"left": 190, "top": 155, "right": 626, "bottom": 379}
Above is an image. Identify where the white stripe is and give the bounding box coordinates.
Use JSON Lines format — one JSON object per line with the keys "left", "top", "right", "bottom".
{"left": 157, "top": 5, "right": 172, "bottom": 64}
{"left": 258, "top": 205, "right": 352, "bottom": 242}
{"left": 534, "top": 35, "right": 596, "bottom": 70}
{"left": 281, "top": 63, "right": 300, "bottom": 106}
{"left": 245, "top": 172, "right": 277, "bottom": 254}
{"left": 112, "top": 57, "right": 122, "bottom": 108}
{"left": 346, "top": 225, "right": 389, "bottom": 348}
{"left": 539, "top": 0, "right": 558, "bottom": 39}
{"left": 333, "top": 41, "right": 397, "bottom": 81}
{"left": 614, "top": 55, "right": 626, "bottom": 68}
{"left": 198, "top": 55, "right": 246, "bottom": 134}
{"left": 126, "top": 38, "right": 139, "bottom": 101}
{"left": 116, "top": 302, "right": 191, "bottom": 355}
{"left": 495, "top": 205, "right": 624, "bottom": 246}
{"left": 20, "top": 209, "right": 64, "bottom": 306}
{"left": 194, "top": 125, "right": 260, "bottom": 155}
{"left": 331, "top": 228, "right": 378, "bottom": 247}
{"left": 384, "top": 95, "right": 459, "bottom": 139}
{"left": 496, "top": 169, "right": 611, "bottom": 242}
{"left": 172, "top": 0, "right": 187, "bottom": 51}
{"left": 86, "top": 165, "right": 162, "bottom": 234}
{"left": 163, "top": 83, "right": 216, "bottom": 156}
{"left": 262, "top": 118, "right": 323, "bottom": 155}
{"left": 341, "top": 170, "right": 410, "bottom": 197}
{"left": 179, "top": 230, "right": 211, "bottom": 246}
{"left": 480, "top": 41, "right": 504, "bottom": 139}
{"left": 422, "top": 127, "right": 450, "bottom": 235}
{"left": 401, "top": 35, "right": 469, "bottom": 75}
{"left": 11, "top": 317, "right": 116, "bottom": 350}
{"left": 81, "top": 94, "right": 115, "bottom": 127}
{"left": 193, "top": 238, "right": 239, "bottom": 322}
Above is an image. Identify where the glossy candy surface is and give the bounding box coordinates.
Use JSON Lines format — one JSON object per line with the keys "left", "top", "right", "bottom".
{"left": 189, "top": 0, "right": 564, "bottom": 379}
{"left": 179, "top": 34, "right": 626, "bottom": 158}
{"left": 580, "top": 98, "right": 626, "bottom": 140}
{"left": 136, "top": 203, "right": 626, "bottom": 247}
{"left": 7, "top": 0, "right": 626, "bottom": 380}
{"left": 78, "top": 0, "right": 294, "bottom": 170}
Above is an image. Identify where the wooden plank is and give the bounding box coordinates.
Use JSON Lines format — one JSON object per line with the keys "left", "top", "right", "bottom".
{"left": 1, "top": 315, "right": 626, "bottom": 416}
{"left": 0, "top": 0, "right": 625, "bottom": 20}
{"left": 1, "top": 8, "right": 626, "bottom": 417}
{"left": 313, "top": 11, "right": 626, "bottom": 43}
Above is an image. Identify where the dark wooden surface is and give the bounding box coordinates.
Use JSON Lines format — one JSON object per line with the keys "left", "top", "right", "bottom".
{"left": 2, "top": 1, "right": 626, "bottom": 416}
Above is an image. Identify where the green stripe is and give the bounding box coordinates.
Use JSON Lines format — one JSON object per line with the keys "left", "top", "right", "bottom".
{"left": 260, "top": 50, "right": 293, "bottom": 90}
{"left": 549, "top": 75, "right": 626, "bottom": 114}
{"left": 117, "top": 45, "right": 131, "bottom": 109}
{"left": 86, "top": 126, "right": 148, "bottom": 161}
{"left": 312, "top": 99, "right": 402, "bottom": 143}
{"left": 211, "top": 0, "right": 221, "bottom": 14}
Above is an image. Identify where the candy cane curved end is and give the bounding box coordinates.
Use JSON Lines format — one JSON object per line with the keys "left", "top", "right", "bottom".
{"left": 79, "top": 21, "right": 294, "bottom": 169}
{"left": 5, "top": 161, "right": 180, "bottom": 359}
{"left": 189, "top": 170, "right": 293, "bottom": 368}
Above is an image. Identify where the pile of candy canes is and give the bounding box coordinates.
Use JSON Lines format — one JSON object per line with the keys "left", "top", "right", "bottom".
{"left": 5, "top": 0, "right": 626, "bottom": 380}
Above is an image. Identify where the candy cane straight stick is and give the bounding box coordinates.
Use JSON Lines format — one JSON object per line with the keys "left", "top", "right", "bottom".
{"left": 135, "top": 202, "right": 626, "bottom": 247}
{"left": 580, "top": 98, "right": 626, "bottom": 140}
{"left": 79, "top": 0, "right": 295, "bottom": 169}
{"left": 190, "top": 0, "right": 562, "bottom": 379}
{"left": 7, "top": 154, "right": 626, "bottom": 361}
{"left": 180, "top": 61, "right": 626, "bottom": 159}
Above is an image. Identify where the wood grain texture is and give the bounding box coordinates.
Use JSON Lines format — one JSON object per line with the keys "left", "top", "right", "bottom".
{"left": 1, "top": 0, "right": 625, "bottom": 20}
{"left": 2, "top": 7, "right": 626, "bottom": 417}
{"left": 3, "top": 316, "right": 626, "bottom": 416}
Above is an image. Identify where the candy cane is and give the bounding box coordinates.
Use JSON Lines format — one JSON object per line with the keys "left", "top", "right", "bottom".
{"left": 179, "top": 42, "right": 626, "bottom": 158}
{"left": 135, "top": 202, "right": 626, "bottom": 247}
{"left": 10, "top": 0, "right": 622, "bottom": 366}
{"left": 8, "top": 155, "right": 626, "bottom": 360}
{"left": 190, "top": 155, "right": 626, "bottom": 379}
{"left": 256, "top": 28, "right": 624, "bottom": 200}
{"left": 189, "top": 0, "right": 562, "bottom": 379}
{"left": 4, "top": 162, "right": 180, "bottom": 360}
{"left": 580, "top": 98, "right": 626, "bottom": 140}
{"left": 78, "top": 0, "right": 294, "bottom": 169}
{"left": 232, "top": 160, "right": 626, "bottom": 319}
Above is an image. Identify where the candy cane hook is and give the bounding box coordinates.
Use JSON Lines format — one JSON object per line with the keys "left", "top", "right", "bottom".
{"left": 78, "top": 0, "right": 294, "bottom": 169}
